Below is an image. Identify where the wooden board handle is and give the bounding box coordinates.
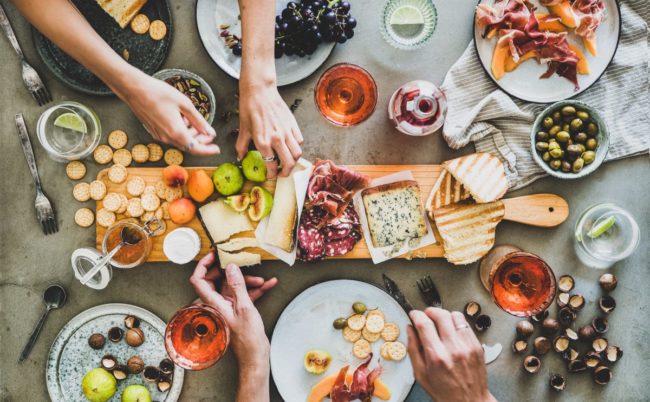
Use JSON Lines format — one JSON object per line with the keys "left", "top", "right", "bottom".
{"left": 501, "top": 194, "right": 569, "bottom": 227}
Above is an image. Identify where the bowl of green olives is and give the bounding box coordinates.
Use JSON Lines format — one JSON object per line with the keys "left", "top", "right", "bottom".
{"left": 531, "top": 100, "right": 609, "bottom": 179}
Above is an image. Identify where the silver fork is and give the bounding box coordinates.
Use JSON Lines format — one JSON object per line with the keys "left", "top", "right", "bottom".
{"left": 0, "top": 4, "right": 52, "bottom": 106}
{"left": 416, "top": 275, "right": 442, "bottom": 308}
{"left": 15, "top": 114, "right": 58, "bottom": 235}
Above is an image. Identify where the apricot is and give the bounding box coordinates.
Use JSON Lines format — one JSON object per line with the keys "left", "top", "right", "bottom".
{"left": 163, "top": 164, "right": 189, "bottom": 188}
{"left": 187, "top": 169, "right": 214, "bottom": 202}
{"left": 307, "top": 372, "right": 391, "bottom": 402}
{"left": 168, "top": 197, "right": 196, "bottom": 224}
{"left": 547, "top": 0, "right": 576, "bottom": 28}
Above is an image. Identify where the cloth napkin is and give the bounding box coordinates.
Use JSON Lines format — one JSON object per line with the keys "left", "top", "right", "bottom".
{"left": 440, "top": 0, "right": 649, "bottom": 190}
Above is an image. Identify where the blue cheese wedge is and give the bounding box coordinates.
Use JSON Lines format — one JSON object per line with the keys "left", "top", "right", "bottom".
{"left": 362, "top": 180, "right": 427, "bottom": 248}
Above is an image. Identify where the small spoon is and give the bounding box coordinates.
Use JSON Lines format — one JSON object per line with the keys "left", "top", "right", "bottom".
{"left": 80, "top": 226, "right": 142, "bottom": 285}
{"left": 19, "top": 284, "right": 67, "bottom": 362}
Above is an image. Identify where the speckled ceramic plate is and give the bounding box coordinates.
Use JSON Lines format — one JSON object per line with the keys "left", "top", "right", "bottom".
{"left": 270, "top": 280, "right": 415, "bottom": 402}
{"left": 33, "top": 0, "right": 172, "bottom": 96}
{"left": 196, "top": 0, "right": 335, "bottom": 86}
{"left": 46, "top": 303, "right": 184, "bottom": 402}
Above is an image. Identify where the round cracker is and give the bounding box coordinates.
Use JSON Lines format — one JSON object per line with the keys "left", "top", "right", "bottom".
{"left": 164, "top": 186, "right": 183, "bottom": 202}
{"left": 367, "top": 309, "right": 385, "bottom": 319}
{"left": 131, "top": 144, "right": 150, "bottom": 163}
{"left": 160, "top": 201, "right": 170, "bottom": 220}
{"left": 74, "top": 208, "right": 95, "bottom": 228}
{"left": 140, "top": 211, "right": 155, "bottom": 223}
{"left": 117, "top": 194, "right": 128, "bottom": 214}
{"left": 143, "top": 185, "right": 156, "bottom": 195}
{"left": 164, "top": 148, "right": 183, "bottom": 166}
{"left": 130, "top": 13, "right": 150, "bottom": 34}
{"left": 108, "top": 164, "right": 128, "bottom": 184}
{"left": 352, "top": 339, "right": 371, "bottom": 359}
{"left": 386, "top": 341, "right": 407, "bottom": 361}
{"left": 342, "top": 326, "right": 362, "bottom": 343}
{"left": 155, "top": 181, "right": 167, "bottom": 199}
{"left": 72, "top": 182, "right": 91, "bottom": 202}
{"left": 93, "top": 145, "right": 113, "bottom": 165}
{"left": 113, "top": 148, "right": 132, "bottom": 167}
{"left": 141, "top": 193, "right": 161, "bottom": 212}
{"left": 147, "top": 143, "right": 163, "bottom": 162}
{"left": 381, "top": 322, "right": 400, "bottom": 342}
{"left": 362, "top": 326, "right": 381, "bottom": 343}
{"left": 66, "top": 160, "right": 86, "bottom": 180}
{"left": 380, "top": 342, "right": 392, "bottom": 361}
{"left": 89, "top": 180, "right": 107, "bottom": 201}
{"left": 126, "top": 176, "right": 146, "bottom": 196}
{"left": 365, "top": 314, "right": 385, "bottom": 334}
{"left": 154, "top": 206, "right": 164, "bottom": 220}
{"left": 96, "top": 208, "right": 116, "bottom": 228}
{"left": 347, "top": 314, "right": 366, "bottom": 331}
{"left": 126, "top": 197, "right": 144, "bottom": 218}
{"left": 149, "top": 20, "right": 167, "bottom": 40}
{"left": 102, "top": 192, "right": 122, "bottom": 212}
{"left": 108, "top": 129, "right": 128, "bottom": 149}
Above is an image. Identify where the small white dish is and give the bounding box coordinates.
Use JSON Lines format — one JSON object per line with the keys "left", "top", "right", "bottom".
{"left": 163, "top": 228, "right": 201, "bottom": 264}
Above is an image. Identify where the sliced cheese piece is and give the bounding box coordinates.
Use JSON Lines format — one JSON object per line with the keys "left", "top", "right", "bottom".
{"left": 199, "top": 199, "right": 253, "bottom": 244}
{"left": 264, "top": 173, "right": 298, "bottom": 252}
{"left": 217, "top": 249, "right": 261, "bottom": 269}
{"left": 217, "top": 237, "right": 259, "bottom": 252}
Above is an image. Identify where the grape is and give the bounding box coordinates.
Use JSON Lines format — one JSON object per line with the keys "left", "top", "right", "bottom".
{"left": 281, "top": 8, "right": 293, "bottom": 19}
{"left": 337, "top": 32, "right": 347, "bottom": 43}
{"left": 323, "top": 11, "right": 336, "bottom": 23}
{"left": 340, "top": 1, "right": 351, "bottom": 12}
{"left": 346, "top": 16, "right": 357, "bottom": 28}
{"left": 232, "top": 43, "right": 242, "bottom": 56}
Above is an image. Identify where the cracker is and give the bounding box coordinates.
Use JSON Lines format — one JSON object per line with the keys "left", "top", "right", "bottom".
{"left": 149, "top": 20, "right": 167, "bottom": 40}
{"left": 362, "top": 326, "right": 381, "bottom": 343}
{"left": 381, "top": 323, "right": 400, "bottom": 342}
{"left": 367, "top": 309, "right": 385, "bottom": 319}
{"left": 353, "top": 339, "right": 371, "bottom": 359}
{"left": 89, "top": 180, "right": 107, "bottom": 201}
{"left": 386, "top": 341, "right": 407, "bottom": 361}
{"left": 365, "top": 314, "right": 385, "bottom": 334}
{"left": 380, "top": 342, "right": 392, "bottom": 361}
{"left": 72, "top": 182, "right": 91, "bottom": 202}
{"left": 131, "top": 144, "right": 150, "bottom": 163}
{"left": 140, "top": 211, "right": 155, "bottom": 223}
{"left": 93, "top": 145, "right": 113, "bottom": 165}
{"left": 164, "top": 148, "right": 183, "bottom": 165}
{"left": 108, "top": 164, "right": 128, "bottom": 184}
{"left": 154, "top": 206, "right": 164, "bottom": 220}
{"left": 347, "top": 314, "right": 366, "bottom": 331}
{"left": 113, "top": 148, "right": 132, "bottom": 166}
{"left": 126, "top": 197, "right": 144, "bottom": 218}
{"left": 66, "top": 160, "right": 86, "bottom": 180}
{"left": 107, "top": 129, "right": 128, "bottom": 149}
{"left": 117, "top": 194, "right": 128, "bottom": 214}
{"left": 147, "top": 143, "right": 163, "bottom": 162}
{"left": 130, "top": 13, "right": 150, "bottom": 34}
{"left": 143, "top": 185, "right": 156, "bottom": 195}
{"left": 74, "top": 208, "right": 94, "bottom": 228}
{"left": 141, "top": 193, "right": 161, "bottom": 212}
{"left": 342, "top": 326, "right": 362, "bottom": 343}
{"left": 126, "top": 176, "right": 146, "bottom": 196}
{"left": 160, "top": 201, "right": 170, "bottom": 220}
{"left": 164, "top": 186, "right": 183, "bottom": 202}
{"left": 102, "top": 192, "right": 122, "bottom": 212}
{"left": 96, "top": 208, "right": 116, "bottom": 228}
{"left": 155, "top": 181, "right": 167, "bottom": 199}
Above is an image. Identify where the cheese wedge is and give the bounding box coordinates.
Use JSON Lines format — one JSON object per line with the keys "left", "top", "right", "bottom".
{"left": 217, "top": 249, "right": 261, "bottom": 269}
{"left": 217, "top": 237, "right": 259, "bottom": 252}
{"left": 263, "top": 173, "right": 298, "bottom": 252}
{"left": 426, "top": 170, "right": 471, "bottom": 218}
{"left": 199, "top": 199, "right": 253, "bottom": 244}
{"left": 442, "top": 153, "right": 508, "bottom": 203}
{"left": 96, "top": 0, "right": 148, "bottom": 29}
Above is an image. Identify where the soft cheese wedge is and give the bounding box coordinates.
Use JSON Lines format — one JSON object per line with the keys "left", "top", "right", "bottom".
{"left": 199, "top": 199, "right": 253, "bottom": 244}
{"left": 442, "top": 152, "right": 508, "bottom": 203}
{"left": 263, "top": 173, "right": 298, "bottom": 252}
{"left": 96, "top": 0, "right": 148, "bottom": 28}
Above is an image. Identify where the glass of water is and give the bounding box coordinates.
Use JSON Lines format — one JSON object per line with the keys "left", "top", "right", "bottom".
{"left": 36, "top": 101, "right": 101, "bottom": 162}
{"left": 380, "top": 0, "right": 437, "bottom": 50}
{"left": 574, "top": 203, "right": 640, "bottom": 269}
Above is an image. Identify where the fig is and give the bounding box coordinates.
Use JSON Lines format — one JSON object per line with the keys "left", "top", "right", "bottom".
{"left": 304, "top": 350, "right": 332, "bottom": 375}
{"left": 224, "top": 193, "right": 251, "bottom": 212}
{"left": 248, "top": 186, "right": 274, "bottom": 222}
{"left": 212, "top": 163, "right": 244, "bottom": 196}
{"left": 242, "top": 150, "right": 267, "bottom": 183}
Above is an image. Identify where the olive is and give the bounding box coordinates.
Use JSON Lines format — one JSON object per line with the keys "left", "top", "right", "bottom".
{"left": 333, "top": 317, "right": 348, "bottom": 329}
{"left": 557, "top": 131, "right": 571, "bottom": 143}
{"left": 562, "top": 123, "right": 571, "bottom": 133}
{"left": 574, "top": 132, "right": 588, "bottom": 143}
{"left": 586, "top": 138, "right": 598, "bottom": 150}
{"left": 543, "top": 117, "right": 554, "bottom": 129}
{"left": 570, "top": 118, "right": 583, "bottom": 132}
{"left": 548, "top": 141, "right": 560, "bottom": 150}
{"left": 542, "top": 151, "right": 551, "bottom": 162}
{"left": 549, "top": 159, "right": 562, "bottom": 170}
{"left": 572, "top": 158, "right": 585, "bottom": 173}
{"left": 549, "top": 125, "right": 562, "bottom": 136}
{"left": 561, "top": 160, "right": 572, "bottom": 172}
{"left": 567, "top": 139, "right": 574, "bottom": 146}
{"left": 578, "top": 144, "right": 586, "bottom": 153}
{"left": 536, "top": 142, "right": 549, "bottom": 152}
{"left": 536, "top": 131, "right": 550, "bottom": 141}
{"left": 549, "top": 138, "right": 557, "bottom": 144}
{"left": 352, "top": 302, "right": 367, "bottom": 314}
{"left": 549, "top": 148, "right": 564, "bottom": 159}
{"left": 582, "top": 151, "right": 596, "bottom": 164}
{"left": 576, "top": 111, "right": 590, "bottom": 121}
{"left": 561, "top": 106, "right": 576, "bottom": 116}
{"left": 552, "top": 111, "right": 562, "bottom": 122}
{"left": 586, "top": 122, "right": 599, "bottom": 136}
{"left": 567, "top": 144, "right": 583, "bottom": 159}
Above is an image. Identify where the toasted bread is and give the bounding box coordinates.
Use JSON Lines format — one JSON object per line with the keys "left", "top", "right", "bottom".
{"left": 432, "top": 201, "right": 505, "bottom": 265}
{"left": 426, "top": 170, "right": 471, "bottom": 218}
{"left": 96, "top": 0, "right": 148, "bottom": 29}
{"left": 442, "top": 152, "right": 508, "bottom": 203}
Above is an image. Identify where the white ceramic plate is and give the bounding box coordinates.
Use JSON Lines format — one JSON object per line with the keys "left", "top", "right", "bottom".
{"left": 473, "top": 0, "right": 620, "bottom": 103}
{"left": 46, "top": 303, "right": 184, "bottom": 402}
{"left": 270, "top": 280, "right": 415, "bottom": 402}
{"left": 196, "top": 0, "right": 336, "bottom": 87}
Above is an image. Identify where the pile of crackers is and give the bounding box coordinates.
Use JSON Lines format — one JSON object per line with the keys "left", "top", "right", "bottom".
{"left": 341, "top": 309, "right": 407, "bottom": 362}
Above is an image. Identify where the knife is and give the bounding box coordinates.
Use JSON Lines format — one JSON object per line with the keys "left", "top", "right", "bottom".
{"left": 382, "top": 274, "right": 414, "bottom": 313}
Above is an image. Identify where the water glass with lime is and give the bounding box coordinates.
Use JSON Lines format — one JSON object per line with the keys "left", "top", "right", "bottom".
{"left": 381, "top": 0, "right": 437, "bottom": 50}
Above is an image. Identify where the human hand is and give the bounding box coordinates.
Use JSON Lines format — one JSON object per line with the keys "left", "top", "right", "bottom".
{"left": 115, "top": 70, "right": 220, "bottom": 155}
{"left": 407, "top": 308, "right": 496, "bottom": 402}
{"left": 236, "top": 78, "right": 303, "bottom": 178}
{"left": 189, "top": 252, "right": 278, "bottom": 365}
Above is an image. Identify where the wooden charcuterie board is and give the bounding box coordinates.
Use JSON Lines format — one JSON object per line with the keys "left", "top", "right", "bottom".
{"left": 96, "top": 165, "right": 446, "bottom": 262}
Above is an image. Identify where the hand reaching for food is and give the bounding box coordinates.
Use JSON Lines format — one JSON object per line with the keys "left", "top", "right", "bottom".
{"left": 407, "top": 307, "right": 497, "bottom": 402}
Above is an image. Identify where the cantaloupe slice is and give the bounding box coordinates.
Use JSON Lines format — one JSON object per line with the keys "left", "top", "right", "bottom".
{"left": 504, "top": 50, "right": 537, "bottom": 72}
{"left": 486, "top": 27, "right": 498, "bottom": 39}
{"left": 307, "top": 372, "right": 391, "bottom": 402}
{"left": 569, "top": 44, "right": 590, "bottom": 75}
{"left": 491, "top": 39, "right": 511, "bottom": 80}
{"left": 547, "top": 0, "right": 577, "bottom": 28}
{"left": 583, "top": 36, "right": 598, "bottom": 57}
{"left": 535, "top": 13, "right": 567, "bottom": 32}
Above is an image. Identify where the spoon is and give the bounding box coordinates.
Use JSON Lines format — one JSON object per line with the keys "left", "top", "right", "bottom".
{"left": 19, "top": 284, "right": 67, "bottom": 362}
{"left": 80, "top": 226, "right": 142, "bottom": 285}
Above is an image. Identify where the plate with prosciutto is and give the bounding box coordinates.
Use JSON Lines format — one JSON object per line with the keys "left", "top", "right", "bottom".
{"left": 270, "top": 280, "right": 415, "bottom": 402}
{"left": 474, "top": 0, "right": 620, "bottom": 103}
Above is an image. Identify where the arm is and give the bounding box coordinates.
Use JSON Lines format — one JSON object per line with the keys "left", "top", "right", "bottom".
{"left": 236, "top": 0, "right": 303, "bottom": 177}
{"left": 11, "top": 0, "right": 219, "bottom": 154}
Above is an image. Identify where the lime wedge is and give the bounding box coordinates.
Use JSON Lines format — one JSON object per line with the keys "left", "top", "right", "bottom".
{"left": 54, "top": 112, "right": 87, "bottom": 134}
{"left": 587, "top": 216, "right": 616, "bottom": 239}
{"left": 390, "top": 5, "right": 424, "bottom": 26}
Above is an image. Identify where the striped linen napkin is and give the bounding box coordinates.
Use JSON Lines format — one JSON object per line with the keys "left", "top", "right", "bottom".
{"left": 440, "top": 0, "right": 649, "bottom": 190}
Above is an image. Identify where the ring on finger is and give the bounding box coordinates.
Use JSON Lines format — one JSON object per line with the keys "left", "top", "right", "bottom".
{"left": 455, "top": 324, "right": 470, "bottom": 330}
{"left": 262, "top": 154, "right": 277, "bottom": 162}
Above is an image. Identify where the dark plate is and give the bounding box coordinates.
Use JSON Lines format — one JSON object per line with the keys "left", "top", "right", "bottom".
{"left": 33, "top": 0, "right": 172, "bottom": 96}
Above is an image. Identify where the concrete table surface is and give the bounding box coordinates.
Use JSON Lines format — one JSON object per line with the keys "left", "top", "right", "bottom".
{"left": 0, "top": 1, "right": 648, "bottom": 401}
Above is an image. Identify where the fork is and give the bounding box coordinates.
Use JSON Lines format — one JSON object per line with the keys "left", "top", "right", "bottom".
{"left": 0, "top": 4, "right": 52, "bottom": 106}
{"left": 15, "top": 114, "right": 58, "bottom": 235}
{"left": 416, "top": 275, "right": 442, "bottom": 308}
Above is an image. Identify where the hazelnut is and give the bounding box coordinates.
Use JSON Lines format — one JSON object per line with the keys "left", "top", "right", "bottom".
{"left": 558, "top": 307, "right": 576, "bottom": 326}
{"left": 88, "top": 333, "right": 106, "bottom": 350}
{"left": 592, "top": 337, "right": 608, "bottom": 353}
{"left": 464, "top": 301, "right": 481, "bottom": 319}
{"left": 593, "top": 366, "right": 612, "bottom": 385}
{"left": 549, "top": 373, "right": 566, "bottom": 391}
{"left": 159, "top": 358, "right": 175, "bottom": 375}
{"left": 556, "top": 292, "right": 570, "bottom": 308}
{"left": 512, "top": 339, "right": 528, "bottom": 353}
{"left": 157, "top": 374, "right": 173, "bottom": 392}
{"left": 562, "top": 347, "right": 579, "bottom": 362}
{"left": 599, "top": 273, "right": 617, "bottom": 291}
{"left": 567, "top": 359, "right": 587, "bottom": 373}
{"left": 579, "top": 325, "right": 596, "bottom": 340}
{"left": 564, "top": 327, "right": 579, "bottom": 341}
{"left": 604, "top": 345, "right": 623, "bottom": 364}
{"left": 531, "top": 310, "right": 549, "bottom": 322}
{"left": 473, "top": 315, "right": 491, "bottom": 332}
{"left": 100, "top": 354, "right": 118, "bottom": 371}
{"left": 108, "top": 327, "right": 123, "bottom": 343}
{"left": 542, "top": 318, "right": 560, "bottom": 334}
{"left": 124, "top": 315, "right": 141, "bottom": 329}
{"left": 557, "top": 275, "right": 575, "bottom": 292}
{"left": 125, "top": 328, "right": 145, "bottom": 347}
{"left": 568, "top": 294, "right": 585, "bottom": 311}
{"left": 584, "top": 351, "right": 602, "bottom": 368}
{"left": 515, "top": 320, "right": 534, "bottom": 338}
{"left": 592, "top": 317, "right": 609, "bottom": 335}
{"left": 523, "top": 355, "right": 541, "bottom": 374}
{"left": 553, "top": 335, "right": 570, "bottom": 353}
{"left": 127, "top": 356, "right": 145, "bottom": 374}
{"left": 599, "top": 295, "right": 616, "bottom": 314}
{"left": 143, "top": 366, "right": 161, "bottom": 383}
{"left": 533, "top": 337, "right": 551, "bottom": 355}
{"left": 112, "top": 365, "right": 128, "bottom": 381}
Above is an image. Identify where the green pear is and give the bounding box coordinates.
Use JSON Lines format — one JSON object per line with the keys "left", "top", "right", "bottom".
{"left": 121, "top": 384, "right": 152, "bottom": 402}
{"left": 212, "top": 163, "right": 244, "bottom": 196}
{"left": 242, "top": 150, "right": 267, "bottom": 182}
{"left": 81, "top": 368, "right": 116, "bottom": 402}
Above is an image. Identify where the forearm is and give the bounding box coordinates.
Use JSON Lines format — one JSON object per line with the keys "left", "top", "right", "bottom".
{"left": 236, "top": 361, "right": 270, "bottom": 402}
{"left": 238, "top": 0, "right": 276, "bottom": 87}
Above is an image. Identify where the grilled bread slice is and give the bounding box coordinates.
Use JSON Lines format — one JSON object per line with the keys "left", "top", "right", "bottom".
{"left": 432, "top": 201, "right": 505, "bottom": 265}
{"left": 96, "top": 0, "right": 148, "bottom": 28}
{"left": 425, "top": 170, "right": 472, "bottom": 219}
{"left": 442, "top": 152, "right": 508, "bottom": 203}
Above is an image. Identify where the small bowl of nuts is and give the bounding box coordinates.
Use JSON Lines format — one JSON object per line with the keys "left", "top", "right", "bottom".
{"left": 531, "top": 100, "right": 609, "bottom": 179}
{"left": 153, "top": 68, "right": 216, "bottom": 125}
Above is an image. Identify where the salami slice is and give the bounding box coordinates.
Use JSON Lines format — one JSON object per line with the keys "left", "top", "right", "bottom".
{"left": 325, "top": 236, "right": 359, "bottom": 257}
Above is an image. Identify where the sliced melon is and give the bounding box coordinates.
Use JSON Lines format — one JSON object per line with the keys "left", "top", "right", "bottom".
{"left": 569, "top": 44, "right": 590, "bottom": 75}
{"left": 583, "top": 36, "right": 598, "bottom": 57}
{"left": 491, "top": 39, "right": 511, "bottom": 80}
{"left": 504, "top": 50, "right": 537, "bottom": 72}
{"left": 547, "top": 0, "right": 577, "bottom": 28}
{"left": 306, "top": 372, "right": 391, "bottom": 402}
{"left": 535, "top": 13, "right": 567, "bottom": 32}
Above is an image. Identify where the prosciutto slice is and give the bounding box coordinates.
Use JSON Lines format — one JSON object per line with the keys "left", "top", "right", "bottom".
{"left": 572, "top": 0, "right": 605, "bottom": 39}
{"left": 330, "top": 355, "right": 384, "bottom": 402}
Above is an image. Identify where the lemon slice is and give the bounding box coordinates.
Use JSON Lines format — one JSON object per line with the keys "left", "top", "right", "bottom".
{"left": 54, "top": 112, "right": 87, "bottom": 134}
{"left": 390, "top": 5, "right": 424, "bottom": 26}
{"left": 587, "top": 216, "right": 616, "bottom": 239}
